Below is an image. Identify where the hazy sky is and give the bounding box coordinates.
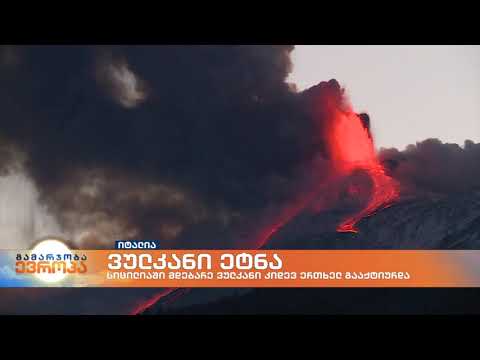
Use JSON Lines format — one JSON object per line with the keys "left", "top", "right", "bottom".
{"left": 288, "top": 45, "right": 480, "bottom": 150}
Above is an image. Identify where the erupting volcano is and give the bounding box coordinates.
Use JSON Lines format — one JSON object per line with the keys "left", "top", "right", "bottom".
{"left": 330, "top": 110, "right": 400, "bottom": 232}
{"left": 255, "top": 80, "right": 401, "bottom": 245}
{"left": 314, "top": 80, "right": 400, "bottom": 233}
{"left": 250, "top": 80, "right": 401, "bottom": 247}
{"left": 135, "top": 80, "right": 402, "bottom": 314}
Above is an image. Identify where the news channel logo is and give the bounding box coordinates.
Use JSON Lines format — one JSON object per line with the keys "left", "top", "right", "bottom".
{"left": 13, "top": 239, "right": 161, "bottom": 284}
{"left": 15, "top": 237, "right": 87, "bottom": 283}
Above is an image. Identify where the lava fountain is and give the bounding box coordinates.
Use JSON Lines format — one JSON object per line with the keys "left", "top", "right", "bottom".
{"left": 318, "top": 82, "right": 399, "bottom": 233}
{"left": 249, "top": 80, "right": 400, "bottom": 248}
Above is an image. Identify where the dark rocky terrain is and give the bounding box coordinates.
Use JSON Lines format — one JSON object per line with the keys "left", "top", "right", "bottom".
{"left": 142, "top": 192, "right": 480, "bottom": 314}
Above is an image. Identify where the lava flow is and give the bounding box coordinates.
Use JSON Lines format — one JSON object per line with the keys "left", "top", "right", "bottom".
{"left": 130, "top": 81, "right": 400, "bottom": 314}
{"left": 324, "top": 96, "right": 399, "bottom": 233}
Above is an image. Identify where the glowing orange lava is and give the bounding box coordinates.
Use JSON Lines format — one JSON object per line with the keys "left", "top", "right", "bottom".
{"left": 254, "top": 84, "right": 400, "bottom": 245}
{"left": 327, "top": 107, "right": 399, "bottom": 233}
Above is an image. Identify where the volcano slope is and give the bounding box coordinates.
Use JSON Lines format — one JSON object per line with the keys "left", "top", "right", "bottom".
{"left": 141, "top": 191, "right": 480, "bottom": 315}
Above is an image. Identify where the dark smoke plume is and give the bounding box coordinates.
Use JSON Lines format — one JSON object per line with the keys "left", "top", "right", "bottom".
{"left": 0, "top": 45, "right": 334, "bottom": 314}
{"left": 380, "top": 139, "right": 480, "bottom": 197}
{"left": 0, "top": 45, "right": 326, "bottom": 250}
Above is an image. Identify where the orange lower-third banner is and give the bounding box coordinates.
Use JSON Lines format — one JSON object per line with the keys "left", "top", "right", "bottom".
{"left": 4, "top": 249, "right": 480, "bottom": 287}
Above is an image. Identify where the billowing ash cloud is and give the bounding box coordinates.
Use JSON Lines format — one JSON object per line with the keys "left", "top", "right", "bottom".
{"left": 0, "top": 45, "right": 324, "bottom": 251}
{"left": 380, "top": 139, "right": 480, "bottom": 197}
{"left": 0, "top": 45, "right": 331, "bottom": 314}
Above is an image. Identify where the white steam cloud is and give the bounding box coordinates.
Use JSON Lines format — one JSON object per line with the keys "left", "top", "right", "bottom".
{"left": 0, "top": 172, "right": 62, "bottom": 249}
